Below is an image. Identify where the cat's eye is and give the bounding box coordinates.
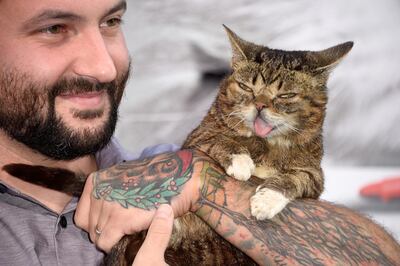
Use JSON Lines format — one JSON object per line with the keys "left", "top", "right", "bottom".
{"left": 278, "top": 93, "right": 297, "bottom": 99}
{"left": 238, "top": 82, "right": 252, "bottom": 92}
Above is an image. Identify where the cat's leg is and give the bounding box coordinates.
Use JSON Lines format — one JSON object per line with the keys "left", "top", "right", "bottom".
{"left": 214, "top": 145, "right": 256, "bottom": 182}
{"left": 250, "top": 167, "right": 323, "bottom": 220}
{"left": 251, "top": 186, "right": 289, "bottom": 220}
{"left": 187, "top": 137, "right": 255, "bottom": 181}
{"left": 253, "top": 165, "right": 277, "bottom": 180}
{"left": 226, "top": 153, "right": 255, "bottom": 181}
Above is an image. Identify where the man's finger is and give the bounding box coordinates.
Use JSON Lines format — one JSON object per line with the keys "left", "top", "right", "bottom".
{"left": 133, "top": 204, "right": 174, "bottom": 265}
{"left": 89, "top": 198, "right": 106, "bottom": 242}
{"left": 96, "top": 226, "right": 124, "bottom": 253}
{"left": 143, "top": 204, "right": 174, "bottom": 250}
{"left": 74, "top": 174, "right": 94, "bottom": 231}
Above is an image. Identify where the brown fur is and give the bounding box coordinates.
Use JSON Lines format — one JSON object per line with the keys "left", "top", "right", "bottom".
{"left": 167, "top": 25, "right": 352, "bottom": 263}
{"left": 2, "top": 26, "right": 352, "bottom": 265}
{"left": 183, "top": 26, "right": 352, "bottom": 200}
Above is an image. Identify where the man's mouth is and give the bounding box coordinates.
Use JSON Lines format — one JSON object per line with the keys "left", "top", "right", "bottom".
{"left": 254, "top": 116, "right": 275, "bottom": 138}
{"left": 58, "top": 90, "right": 106, "bottom": 108}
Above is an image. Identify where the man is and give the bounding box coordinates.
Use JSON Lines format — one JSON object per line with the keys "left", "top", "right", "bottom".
{"left": 0, "top": 0, "right": 174, "bottom": 264}
{"left": 0, "top": 0, "right": 399, "bottom": 265}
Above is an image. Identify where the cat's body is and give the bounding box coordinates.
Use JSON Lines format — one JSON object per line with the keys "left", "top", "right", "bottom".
{"left": 2, "top": 26, "right": 352, "bottom": 265}
{"left": 182, "top": 26, "right": 352, "bottom": 220}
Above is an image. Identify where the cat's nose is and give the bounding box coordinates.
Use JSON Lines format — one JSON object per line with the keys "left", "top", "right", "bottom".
{"left": 256, "top": 102, "right": 267, "bottom": 111}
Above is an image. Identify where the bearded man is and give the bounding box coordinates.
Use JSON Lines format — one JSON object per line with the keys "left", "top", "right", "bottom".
{"left": 0, "top": 0, "right": 399, "bottom": 265}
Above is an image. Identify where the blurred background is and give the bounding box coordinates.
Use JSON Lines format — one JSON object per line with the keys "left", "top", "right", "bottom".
{"left": 115, "top": 0, "right": 400, "bottom": 240}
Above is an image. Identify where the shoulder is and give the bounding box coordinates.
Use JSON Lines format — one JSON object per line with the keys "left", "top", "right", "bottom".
{"left": 95, "top": 138, "right": 180, "bottom": 169}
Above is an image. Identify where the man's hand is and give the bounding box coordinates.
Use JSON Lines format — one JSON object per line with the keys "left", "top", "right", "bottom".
{"left": 73, "top": 149, "right": 400, "bottom": 265}
{"left": 74, "top": 150, "right": 200, "bottom": 252}
{"left": 132, "top": 204, "right": 174, "bottom": 266}
{"left": 74, "top": 172, "right": 155, "bottom": 252}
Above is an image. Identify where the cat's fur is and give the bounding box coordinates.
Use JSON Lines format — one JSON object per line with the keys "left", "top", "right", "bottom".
{"left": 2, "top": 26, "right": 352, "bottom": 265}
{"left": 183, "top": 25, "right": 352, "bottom": 219}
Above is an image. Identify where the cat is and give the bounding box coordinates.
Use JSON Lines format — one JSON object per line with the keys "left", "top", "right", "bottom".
{"left": 183, "top": 25, "right": 352, "bottom": 220}
{"left": 3, "top": 25, "right": 352, "bottom": 265}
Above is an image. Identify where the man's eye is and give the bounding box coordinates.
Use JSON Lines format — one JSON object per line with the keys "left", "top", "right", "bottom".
{"left": 39, "top": 25, "right": 67, "bottom": 35}
{"left": 238, "top": 82, "right": 252, "bottom": 92}
{"left": 278, "top": 93, "right": 297, "bottom": 99}
{"left": 102, "top": 17, "right": 123, "bottom": 28}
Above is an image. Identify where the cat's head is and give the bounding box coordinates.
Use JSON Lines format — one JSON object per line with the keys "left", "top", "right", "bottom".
{"left": 218, "top": 25, "right": 353, "bottom": 146}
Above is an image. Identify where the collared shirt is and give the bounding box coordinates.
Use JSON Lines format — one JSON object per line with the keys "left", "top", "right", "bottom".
{"left": 0, "top": 139, "right": 179, "bottom": 266}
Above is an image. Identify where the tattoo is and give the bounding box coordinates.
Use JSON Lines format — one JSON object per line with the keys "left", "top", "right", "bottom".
{"left": 196, "top": 161, "right": 397, "bottom": 265}
{"left": 92, "top": 150, "right": 193, "bottom": 210}
{"left": 197, "top": 161, "right": 228, "bottom": 228}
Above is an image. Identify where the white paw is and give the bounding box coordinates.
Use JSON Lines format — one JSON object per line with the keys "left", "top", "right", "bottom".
{"left": 250, "top": 188, "right": 290, "bottom": 220}
{"left": 226, "top": 154, "right": 255, "bottom": 181}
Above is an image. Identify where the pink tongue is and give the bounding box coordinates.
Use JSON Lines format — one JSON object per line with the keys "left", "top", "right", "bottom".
{"left": 254, "top": 117, "right": 273, "bottom": 138}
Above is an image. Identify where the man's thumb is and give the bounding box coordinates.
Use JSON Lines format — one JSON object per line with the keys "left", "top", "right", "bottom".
{"left": 142, "top": 204, "right": 174, "bottom": 251}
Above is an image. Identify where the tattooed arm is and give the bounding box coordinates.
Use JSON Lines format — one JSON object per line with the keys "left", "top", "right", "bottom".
{"left": 191, "top": 153, "right": 400, "bottom": 265}
{"left": 76, "top": 149, "right": 400, "bottom": 264}
{"left": 75, "top": 150, "right": 197, "bottom": 252}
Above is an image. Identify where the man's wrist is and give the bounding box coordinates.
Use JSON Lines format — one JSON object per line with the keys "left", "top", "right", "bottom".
{"left": 187, "top": 150, "right": 225, "bottom": 212}
{"left": 91, "top": 150, "right": 196, "bottom": 213}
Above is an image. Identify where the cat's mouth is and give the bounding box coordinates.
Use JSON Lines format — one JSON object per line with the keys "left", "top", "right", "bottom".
{"left": 254, "top": 116, "right": 275, "bottom": 138}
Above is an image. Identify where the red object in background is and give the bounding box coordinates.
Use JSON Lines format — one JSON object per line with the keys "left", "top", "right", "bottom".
{"left": 360, "top": 176, "right": 400, "bottom": 202}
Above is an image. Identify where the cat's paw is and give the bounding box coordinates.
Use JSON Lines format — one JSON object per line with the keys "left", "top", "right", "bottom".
{"left": 250, "top": 187, "right": 290, "bottom": 220}
{"left": 226, "top": 154, "right": 255, "bottom": 181}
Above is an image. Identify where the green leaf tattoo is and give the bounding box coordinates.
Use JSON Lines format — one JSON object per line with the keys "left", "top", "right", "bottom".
{"left": 92, "top": 150, "right": 194, "bottom": 210}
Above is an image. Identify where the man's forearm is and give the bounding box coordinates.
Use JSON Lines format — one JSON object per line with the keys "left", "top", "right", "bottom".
{"left": 192, "top": 156, "right": 400, "bottom": 265}
{"left": 90, "top": 149, "right": 400, "bottom": 265}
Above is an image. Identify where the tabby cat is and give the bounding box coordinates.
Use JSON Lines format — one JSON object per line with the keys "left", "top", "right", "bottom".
{"left": 183, "top": 25, "right": 352, "bottom": 220}
{"left": 3, "top": 26, "right": 352, "bottom": 265}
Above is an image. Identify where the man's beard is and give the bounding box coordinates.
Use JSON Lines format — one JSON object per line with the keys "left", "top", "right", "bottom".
{"left": 0, "top": 65, "right": 130, "bottom": 160}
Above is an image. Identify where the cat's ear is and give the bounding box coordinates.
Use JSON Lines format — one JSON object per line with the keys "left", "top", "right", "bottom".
{"left": 308, "top": 41, "right": 354, "bottom": 72}
{"left": 223, "top": 25, "right": 257, "bottom": 69}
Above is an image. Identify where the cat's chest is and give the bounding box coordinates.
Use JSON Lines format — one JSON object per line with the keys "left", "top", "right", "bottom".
{"left": 232, "top": 136, "right": 291, "bottom": 164}
{"left": 233, "top": 136, "right": 269, "bottom": 158}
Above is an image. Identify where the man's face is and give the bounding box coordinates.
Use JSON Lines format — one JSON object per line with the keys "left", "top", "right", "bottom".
{"left": 0, "top": 0, "right": 130, "bottom": 160}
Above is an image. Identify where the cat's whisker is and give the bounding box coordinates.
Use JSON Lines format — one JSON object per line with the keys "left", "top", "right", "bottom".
{"left": 227, "top": 117, "right": 246, "bottom": 132}
{"left": 275, "top": 124, "right": 286, "bottom": 135}
{"left": 269, "top": 119, "right": 302, "bottom": 137}
{"left": 232, "top": 117, "right": 246, "bottom": 129}
{"left": 285, "top": 123, "right": 302, "bottom": 134}
{"left": 275, "top": 120, "right": 303, "bottom": 135}
{"left": 224, "top": 110, "right": 242, "bottom": 119}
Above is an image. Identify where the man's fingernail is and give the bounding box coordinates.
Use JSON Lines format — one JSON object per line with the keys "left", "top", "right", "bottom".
{"left": 156, "top": 204, "right": 173, "bottom": 218}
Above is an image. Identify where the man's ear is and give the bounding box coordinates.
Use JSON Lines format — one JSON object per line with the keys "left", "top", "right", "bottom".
{"left": 223, "top": 25, "right": 259, "bottom": 70}
{"left": 307, "top": 41, "right": 354, "bottom": 72}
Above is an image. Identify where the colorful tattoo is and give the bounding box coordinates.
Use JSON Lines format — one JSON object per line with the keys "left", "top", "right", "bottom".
{"left": 195, "top": 160, "right": 397, "bottom": 265}
{"left": 90, "top": 149, "right": 398, "bottom": 264}
{"left": 92, "top": 150, "right": 193, "bottom": 210}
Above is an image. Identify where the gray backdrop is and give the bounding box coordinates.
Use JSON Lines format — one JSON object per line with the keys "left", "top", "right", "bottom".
{"left": 116, "top": 0, "right": 400, "bottom": 167}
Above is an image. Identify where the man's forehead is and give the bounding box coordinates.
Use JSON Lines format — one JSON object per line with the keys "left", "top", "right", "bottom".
{"left": 0, "top": 0, "right": 126, "bottom": 23}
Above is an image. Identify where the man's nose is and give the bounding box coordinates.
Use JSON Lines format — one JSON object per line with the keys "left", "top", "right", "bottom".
{"left": 71, "top": 31, "right": 117, "bottom": 83}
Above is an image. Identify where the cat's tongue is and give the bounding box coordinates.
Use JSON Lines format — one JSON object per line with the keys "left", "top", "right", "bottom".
{"left": 254, "top": 117, "right": 274, "bottom": 138}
